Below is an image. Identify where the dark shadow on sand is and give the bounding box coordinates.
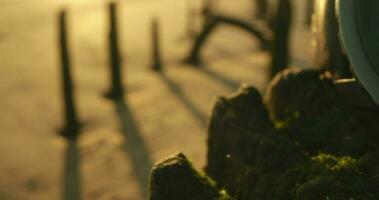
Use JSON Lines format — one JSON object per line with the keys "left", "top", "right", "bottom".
{"left": 196, "top": 67, "right": 241, "bottom": 91}
{"left": 158, "top": 73, "right": 208, "bottom": 128}
{"left": 113, "top": 98, "right": 154, "bottom": 199}
{"left": 62, "top": 140, "right": 82, "bottom": 200}
{"left": 206, "top": 44, "right": 264, "bottom": 68}
{"left": 189, "top": 42, "right": 265, "bottom": 92}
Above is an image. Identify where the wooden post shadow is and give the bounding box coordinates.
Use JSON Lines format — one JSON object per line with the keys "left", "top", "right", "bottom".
{"left": 255, "top": 0, "right": 269, "bottom": 20}
{"left": 62, "top": 140, "right": 82, "bottom": 200}
{"left": 201, "top": 0, "right": 215, "bottom": 24}
{"left": 151, "top": 17, "right": 163, "bottom": 72}
{"left": 196, "top": 67, "right": 240, "bottom": 91}
{"left": 104, "top": 2, "right": 124, "bottom": 100}
{"left": 113, "top": 98, "right": 153, "bottom": 199}
{"left": 184, "top": 0, "right": 197, "bottom": 39}
{"left": 58, "top": 9, "right": 81, "bottom": 140}
{"left": 158, "top": 74, "right": 208, "bottom": 127}
{"left": 186, "top": 7, "right": 197, "bottom": 38}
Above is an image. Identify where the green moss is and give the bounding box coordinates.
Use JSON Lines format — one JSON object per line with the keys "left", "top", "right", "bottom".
{"left": 292, "top": 153, "right": 379, "bottom": 200}
{"left": 311, "top": 153, "right": 357, "bottom": 172}
{"left": 274, "top": 109, "right": 300, "bottom": 129}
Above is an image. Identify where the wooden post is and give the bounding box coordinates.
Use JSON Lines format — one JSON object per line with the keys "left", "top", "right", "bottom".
{"left": 304, "top": 0, "right": 314, "bottom": 27}
{"left": 201, "top": 0, "right": 215, "bottom": 25}
{"left": 104, "top": 2, "right": 124, "bottom": 100}
{"left": 151, "top": 17, "right": 163, "bottom": 72}
{"left": 270, "top": 0, "right": 292, "bottom": 78}
{"left": 58, "top": 10, "right": 81, "bottom": 139}
{"left": 186, "top": 7, "right": 197, "bottom": 38}
{"left": 255, "top": 0, "right": 268, "bottom": 21}
{"left": 184, "top": 18, "right": 218, "bottom": 67}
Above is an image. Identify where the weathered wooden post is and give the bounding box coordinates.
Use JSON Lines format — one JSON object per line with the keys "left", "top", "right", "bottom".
{"left": 184, "top": 17, "right": 218, "bottom": 67}
{"left": 186, "top": 7, "right": 197, "bottom": 38}
{"left": 151, "top": 17, "right": 163, "bottom": 72}
{"left": 104, "top": 2, "right": 124, "bottom": 100}
{"left": 270, "top": 0, "right": 292, "bottom": 78}
{"left": 255, "top": 0, "right": 268, "bottom": 21}
{"left": 201, "top": 0, "right": 215, "bottom": 25}
{"left": 184, "top": 14, "right": 269, "bottom": 67}
{"left": 304, "top": 0, "right": 315, "bottom": 27}
{"left": 304, "top": 0, "right": 314, "bottom": 27}
{"left": 58, "top": 10, "right": 81, "bottom": 139}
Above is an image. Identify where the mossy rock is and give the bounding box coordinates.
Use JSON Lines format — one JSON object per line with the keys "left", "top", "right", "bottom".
{"left": 324, "top": 109, "right": 379, "bottom": 157}
{"left": 265, "top": 68, "right": 347, "bottom": 154}
{"left": 265, "top": 68, "right": 341, "bottom": 124}
{"left": 234, "top": 166, "right": 307, "bottom": 200}
{"left": 358, "top": 150, "right": 379, "bottom": 176}
{"left": 295, "top": 177, "right": 355, "bottom": 200}
{"left": 209, "top": 86, "right": 273, "bottom": 136}
{"left": 294, "top": 153, "right": 379, "bottom": 200}
{"left": 206, "top": 85, "right": 306, "bottom": 196}
{"left": 206, "top": 86, "right": 274, "bottom": 193}
{"left": 148, "top": 68, "right": 379, "bottom": 200}
{"left": 234, "top": 153, "right": 379, "bottom": 200}
{"left": 148, "top": 153, "right": 234, "bottom": 200}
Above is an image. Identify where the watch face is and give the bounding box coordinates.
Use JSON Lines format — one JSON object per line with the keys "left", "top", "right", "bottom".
{"left": 337, "top": 0, "right": 379, "bottom": 104}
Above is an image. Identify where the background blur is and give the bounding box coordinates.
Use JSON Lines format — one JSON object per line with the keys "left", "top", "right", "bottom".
{"left": 0, "top": 0, "right": 312, "bottom": 199}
